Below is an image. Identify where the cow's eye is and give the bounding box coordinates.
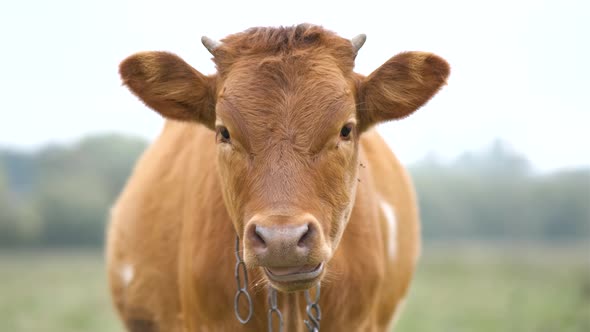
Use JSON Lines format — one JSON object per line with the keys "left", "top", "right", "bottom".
{"left": 217, "top": 126, "right": 231, "bottom": 143}
{"left": 340, "top": 123, "right": 353, "bottom": 140}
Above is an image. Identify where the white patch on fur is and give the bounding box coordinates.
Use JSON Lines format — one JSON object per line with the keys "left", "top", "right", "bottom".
{"left": 380, "top": 199, "right": 397, "bottom": 260}
{"left": 390, "top": 297, "right": 407, "bottom": 329}
{"left": 120, "top": 264, "right": 134, "bottom": 287}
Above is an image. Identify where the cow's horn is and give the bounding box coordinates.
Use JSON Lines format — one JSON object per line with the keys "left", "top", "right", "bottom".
{"left": 351, "top": 34, "right": 367, "bottom": 53}
{"left": 201, "top": 36, "right": 221, "bottom": 54}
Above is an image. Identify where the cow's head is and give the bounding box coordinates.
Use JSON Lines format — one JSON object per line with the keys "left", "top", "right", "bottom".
{"left": 119, "top": 24, "right": 449, "bottom": 292}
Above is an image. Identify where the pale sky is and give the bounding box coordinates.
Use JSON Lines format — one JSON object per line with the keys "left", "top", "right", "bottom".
{"left": 0, "top": 0, "right": 588, "bottom": 171}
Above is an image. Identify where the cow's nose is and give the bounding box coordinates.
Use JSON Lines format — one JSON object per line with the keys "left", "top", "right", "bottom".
{"left": 245, "top": 218, "right": 319, "bottom": 266}
{"left": 254, "top": 223, "right": 310, "bottom": 249}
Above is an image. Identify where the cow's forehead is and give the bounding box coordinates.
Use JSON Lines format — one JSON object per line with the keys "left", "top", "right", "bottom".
{"left": 221, "top": 58, "right": 349, "bottom": 101}
{"left": 211, "top": 25, "right": 359, "bottom": 153}
{"left": 216, "top": 66, "right": 355, "bottom": 155}
{"left": 218, "top": 61, "right": 354, "bottom": 122}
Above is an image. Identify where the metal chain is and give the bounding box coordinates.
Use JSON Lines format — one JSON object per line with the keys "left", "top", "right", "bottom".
{"left": 267, "top": 287, "right": 284, "bottom": 332}
{"left": 304, "top": 284, "right": 321, "bottom": 332}
{"left": 233, "top": 235, "right": 321, "bottom": 331}
{"left": 234, "top": 236, "right": 253, "bottom": 324}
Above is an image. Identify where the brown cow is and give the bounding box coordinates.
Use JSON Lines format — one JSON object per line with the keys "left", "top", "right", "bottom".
{"left": 107, "top": 24, "right": 449, "bottom": 331}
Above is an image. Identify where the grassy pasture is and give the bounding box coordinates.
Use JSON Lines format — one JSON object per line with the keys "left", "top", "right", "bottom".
{"left": 0, "top": 244, "right": 588, "bottom": 332}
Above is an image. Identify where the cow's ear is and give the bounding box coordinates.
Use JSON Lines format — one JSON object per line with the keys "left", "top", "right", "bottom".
{"left": 120, "top": 51, "right": 216, "bottom": 129}
{"left": 357, "top": 52, "right": 450, "bottom": 132}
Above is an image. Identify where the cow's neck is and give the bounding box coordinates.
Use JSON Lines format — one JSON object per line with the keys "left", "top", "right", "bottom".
{"left": 279, "top": 291, "right": 304, "bottom": 332}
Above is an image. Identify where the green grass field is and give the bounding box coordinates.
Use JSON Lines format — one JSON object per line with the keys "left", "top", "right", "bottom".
{"left": 0, "top": 244, "right": 588, "bottom": 332}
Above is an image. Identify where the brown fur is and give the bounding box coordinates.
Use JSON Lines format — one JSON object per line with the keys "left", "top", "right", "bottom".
{"left": 108, "top": 24, "right": 449, "bottom": 331}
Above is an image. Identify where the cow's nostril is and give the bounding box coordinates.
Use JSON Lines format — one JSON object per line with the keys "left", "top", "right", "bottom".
{"left": 297, "top": 223, "right": 313, "bottom": 248}
{"left": 249, "top": 224, "right": 267, "bottom": 249}
{"left": 254, "top": 227, "right": 266, "bottom": 246}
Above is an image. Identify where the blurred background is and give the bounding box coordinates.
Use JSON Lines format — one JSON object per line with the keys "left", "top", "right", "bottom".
{"left": 0, "top": 0, "right": 588, "bottom": 331}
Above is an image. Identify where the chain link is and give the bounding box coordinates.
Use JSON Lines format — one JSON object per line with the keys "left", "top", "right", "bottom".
{"left": 304, "top": 284, "right": 321, "bottom": 332}
{"left": 234, "top": 236, "right": 253, "bottom": 324}
{"left": 267, "top": 287, "right": 284, "bottom": 332}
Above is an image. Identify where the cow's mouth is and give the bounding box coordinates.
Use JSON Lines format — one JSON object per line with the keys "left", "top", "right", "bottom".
{"left": 264, "top": 262, "right": 324, "bottom": 283}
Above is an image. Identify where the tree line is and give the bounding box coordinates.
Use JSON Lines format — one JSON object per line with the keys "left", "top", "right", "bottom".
{"left": 413, "top": 140, "right": 589, "bottom": 242}
{"left": 0, "top": 135, "right": 588, "bottom": 248}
